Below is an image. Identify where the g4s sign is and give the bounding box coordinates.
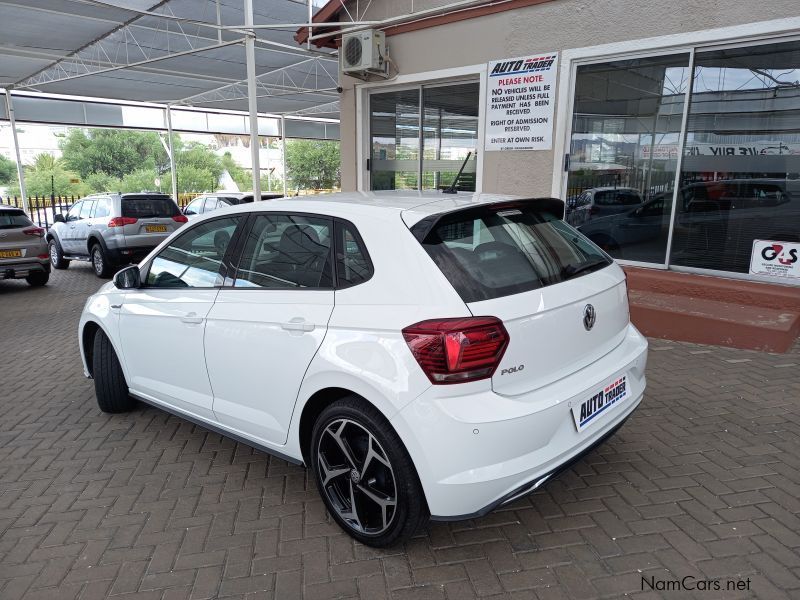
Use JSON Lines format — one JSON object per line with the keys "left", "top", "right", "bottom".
{"left": 750, "top": 240, "right": 800, "bottom": 279}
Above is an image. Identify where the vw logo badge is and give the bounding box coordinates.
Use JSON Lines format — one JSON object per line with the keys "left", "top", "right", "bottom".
{"left": 583, "top": 304, "right": 596, "bottom": 331}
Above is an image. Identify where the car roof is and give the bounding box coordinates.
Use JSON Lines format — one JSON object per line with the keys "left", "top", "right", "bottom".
{"left": 0, "top": 204, "right": 25, "bottom": 212}
{"left": 198, "top": 190, "right": 544, "bottom": 226}
{"left": 587, "top": 187, "right": 640, "bottom": 192}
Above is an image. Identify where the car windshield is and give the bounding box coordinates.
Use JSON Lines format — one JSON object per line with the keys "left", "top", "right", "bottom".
{"left": 412, "top": 202, "right": 611, "bottom": 302}
{"left": 122, "top": 196, "right": 179, "bottom": 218}
{"left": 0, "top": 210, "right": 33, "bottom": 229}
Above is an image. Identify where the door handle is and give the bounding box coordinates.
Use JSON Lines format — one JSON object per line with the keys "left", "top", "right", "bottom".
{"left": 181, "top": 312, "right": 204, "bottom": 325}
{"left": 281, "top": 317, "right": 315, "bottom": 332}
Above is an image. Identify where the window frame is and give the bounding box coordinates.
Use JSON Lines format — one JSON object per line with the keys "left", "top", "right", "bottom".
{"left": 333, "top": 219, "right": 375, "bottom": 289}
{"left": 226, "top": 211, "right": 338, "bottom": 291}
{"left": 138, "top": 214, "right": 247, "bottom": 290}
{"left": 222, "top": 211, "right": 375, "bottom": 292}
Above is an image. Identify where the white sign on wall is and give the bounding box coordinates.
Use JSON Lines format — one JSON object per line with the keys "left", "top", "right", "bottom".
{"left": 485, "top": 53, "right": 558, "bottom": 152}
{"left": 750, "top": 240, "right": 800, "bottom": 279}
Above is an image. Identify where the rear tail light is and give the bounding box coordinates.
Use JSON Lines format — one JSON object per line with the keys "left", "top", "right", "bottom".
{"left": 402, "top": 317, "right": 509, "bottom": 384}
{"left": 22, "top": 226, "right": 45, "bottom": 237}
{"left": 108, "top": 217, "right": 138, "bottom": 227}
{"left": 172, "top": 215, "right": 188, "bottom": 223}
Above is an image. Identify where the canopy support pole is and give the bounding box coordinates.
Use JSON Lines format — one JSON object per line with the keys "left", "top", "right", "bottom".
{"left": 281, "top": 116, "right": 287, "bottom": 196}
{"left": 166, "top": 106, "right": 178, "bottom": 202}
{"left": 5, "top": 91, "right": 27, "bottom": 213}
{"left": 245, "top": 0, "right": 261, "bottom": 200}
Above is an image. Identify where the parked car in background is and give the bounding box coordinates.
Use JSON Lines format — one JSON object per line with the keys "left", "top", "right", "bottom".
{"left": 565, "top": 186, "right": 644, "bottom": 226}
{"left": 78, "top": 191, "right": 648, "bottom": 547}
{"left": 183, "top": 192, "right": 283, "bottom": 219}
{"left": 0, "top": 204, "right": 50, "bottom": 286}
{"left": 47, "top": 193, "right": 187, "bottom": 278}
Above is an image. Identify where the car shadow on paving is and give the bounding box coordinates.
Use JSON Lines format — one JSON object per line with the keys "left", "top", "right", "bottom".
{"left": 1, "top": 266, "right": 799, "bottom": 600}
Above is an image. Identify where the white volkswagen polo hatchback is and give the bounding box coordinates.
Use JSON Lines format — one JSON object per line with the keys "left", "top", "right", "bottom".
{"left": 78, "top": 192, "right": 648, "bottom": 546}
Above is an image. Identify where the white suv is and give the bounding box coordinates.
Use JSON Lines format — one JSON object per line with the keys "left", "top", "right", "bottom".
{"left": 78, "top": 192, "right": 648, "bottom": 547}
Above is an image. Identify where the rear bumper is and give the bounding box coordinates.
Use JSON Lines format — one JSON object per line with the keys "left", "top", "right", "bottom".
{"left": 1, "top": 259, "right": 50, "bottom": 279}
{"left": 106, "top": 245, "right": 156, "bottom": 264}
{"left": 391, "top": 323, "right": 648, "bottom": 519}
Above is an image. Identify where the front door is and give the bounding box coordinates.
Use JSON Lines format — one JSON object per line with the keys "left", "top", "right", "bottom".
{"left": 116, "top": 215, "right": 243, "bottom": 420}
{"left": 205, "top": 213, "right": 335, "bottom": 446}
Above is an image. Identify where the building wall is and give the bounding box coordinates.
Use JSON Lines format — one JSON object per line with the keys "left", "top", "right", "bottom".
{"left": 338, "top": 0, "right": 800, "bottom": 194}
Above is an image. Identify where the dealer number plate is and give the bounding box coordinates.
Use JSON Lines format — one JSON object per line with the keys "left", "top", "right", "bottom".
{"left": 572, "top": 374, "right": 629, "bottom": 432}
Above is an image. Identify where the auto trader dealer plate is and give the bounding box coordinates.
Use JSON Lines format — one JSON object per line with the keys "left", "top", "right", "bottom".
{"left": 572, "top": 374, "right": 629, "bottom": 432}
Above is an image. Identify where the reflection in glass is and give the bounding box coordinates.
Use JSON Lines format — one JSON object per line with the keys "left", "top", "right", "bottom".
{"left": 565, "top": 54, "right": 690, "bottom": 264}
{"left": 422, "top": 83, "right": 479, "bottom": 191}
{"left": 670, "top": 40, "right": 800, "bottom": 274}
{"left": 370, "top": 90, "right": 420, "bottom": 190}
{"left": 147, "top": 217, "right": 239, "bottom": 288}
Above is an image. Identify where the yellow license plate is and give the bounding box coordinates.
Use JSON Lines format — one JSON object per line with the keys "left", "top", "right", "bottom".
{"left": 145, "top": 225, "right": 168, "bottom": 233}
{"left": 0, "top": 249, "right": 22, "bottom": 258}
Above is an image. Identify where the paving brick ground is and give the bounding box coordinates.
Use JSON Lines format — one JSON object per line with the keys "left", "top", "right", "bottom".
{"left": 1, "top": 264, "right": 799, "bottom": 600}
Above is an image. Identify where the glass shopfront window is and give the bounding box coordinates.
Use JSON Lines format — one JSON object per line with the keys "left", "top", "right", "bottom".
{"left": 370, "top": 82, "right": 479, "bottom": 191}
{"left": 670, "top": 40, "right": 800, "bottom": 275}
{"left": 565, "top": 54, "right": 690, "bottom": 264}
{"left": 565, "top": 38, "right": 800, "bottom": 284}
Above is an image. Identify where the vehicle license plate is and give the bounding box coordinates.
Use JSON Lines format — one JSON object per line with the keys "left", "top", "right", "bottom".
{"left": 571, "top": 374, "right": 629, "bottom": 432}
{"left": 145, "top": 225, "right": 167, "bottom": 233}
{"left": 0, "top": 249, "right": 22, "bottom": 258}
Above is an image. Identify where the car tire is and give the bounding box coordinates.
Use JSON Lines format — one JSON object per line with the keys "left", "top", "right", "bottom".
{"left": 25, "top": 271, "right": 49, "bottom": 286}
{"left": 92, "top": 330, "right": 136, "bottom": 413}
{"left": 310, "top": 397, "right": 427, "bottom": 547}
{"left": 91, "top": 243, "right": 111, "bottom": 278}
{"left": 49, "top": 238, "right": 70, "bottom": 269}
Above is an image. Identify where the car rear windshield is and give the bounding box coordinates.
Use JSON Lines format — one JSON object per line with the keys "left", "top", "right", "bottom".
{"left": 0, "top": 209, "right": 33, "bottom": 229}
{"left": 411, "top": 202, "right": 612, "bottom": 303}
{"left": 122, "top": 196, "right": 179, "bottom": 218}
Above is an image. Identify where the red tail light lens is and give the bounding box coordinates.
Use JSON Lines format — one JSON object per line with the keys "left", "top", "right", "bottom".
{"left": 108, "top": 217, "right": 138, "bottom": 227}
{"left": 172, "top": 215, "right": 188, "bottom": 223}
{"left": 402, "top": 317, "right": 509, "bottom": 384}
{"left": 22, "top": 226, "right": 45, "bottom": 237}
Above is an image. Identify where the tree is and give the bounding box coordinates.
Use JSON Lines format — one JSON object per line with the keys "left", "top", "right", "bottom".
{"left": 60, "top": 128, "right": 168, "bottom": 180}
{"left": 0, "top": 154, "right": 17, "bottom": 185}
{"left": 284, "top": 140, "right": 340, "bottom": 191}
{"left": 8, "top": 152, "right": 89, "bottom": 198}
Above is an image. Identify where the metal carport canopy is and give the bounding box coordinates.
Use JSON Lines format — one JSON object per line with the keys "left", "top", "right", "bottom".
{"left": 0, "top": 0, "right": 343, "bottom": 203}
{"left": 0, "top": 0, "right": 340, "bottom": 117}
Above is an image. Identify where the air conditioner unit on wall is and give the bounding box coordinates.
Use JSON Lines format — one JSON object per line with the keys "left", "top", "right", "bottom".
{"left": 340, "top": 29, "right": 388, "bottom": 78}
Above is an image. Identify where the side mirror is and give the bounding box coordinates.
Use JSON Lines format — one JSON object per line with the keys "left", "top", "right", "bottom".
{"left": 113, "top": 265, "right": 141, "bottom": 289}
{"left": 53, "top": 213, "right": 65, "bottom": 223}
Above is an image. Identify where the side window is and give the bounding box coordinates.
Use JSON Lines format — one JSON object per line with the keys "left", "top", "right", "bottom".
{"left": 80, "top": 200, "right": 96, "bottom": 220}
{"left": 66, "top": 201, "right": 83, "bottom": 221}
{"left": 94, "top": 198, "right": 111, "bottom": 218}
{"left": 594, "top": 191, "right": 615, "bottom": 206}
{"left": 184, "top": 198, "right": 205, "bottom": 216}
{"left": 233, "top": 214, "right": 332, "bottom": 289}
{"left": 619, "top": 191, "right": 642, "bottom": 206}
{"left": 145, "top": 216, "right": 241, "bottom": 288}
{"left": 201, "top": 197, "right": 216, "bottom": 212}
{"left": 335, "top": 222, "right": 373, "bottom": 288}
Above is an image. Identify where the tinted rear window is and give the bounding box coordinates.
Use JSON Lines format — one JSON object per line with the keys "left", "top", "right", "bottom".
{"left": 412, "top": 202, "right": 611, "bottom": 302}
{"left": 122, "top": 197, "right": 179, "bottom": 218}
{"left": 0, "top": 209, "right": 33, "bottom": 229}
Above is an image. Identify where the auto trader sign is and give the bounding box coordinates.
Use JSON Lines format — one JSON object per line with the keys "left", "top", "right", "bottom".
{"left": 485, "top": 53, "right": 558, "bottom": 151}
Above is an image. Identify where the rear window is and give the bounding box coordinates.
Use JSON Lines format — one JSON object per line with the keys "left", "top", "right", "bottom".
{"left": 0, "top": 209, "right": 33, "bottom": 229}
{"left": 122, "top": 196, "right": 179, "bottom": 218}
{"left": 412, "top": 202, "right": 612, "bottom": 302}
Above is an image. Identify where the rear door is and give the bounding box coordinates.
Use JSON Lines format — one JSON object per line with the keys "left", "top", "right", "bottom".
{"left": 408, "top": 200, "right": 629, "bottom": 396}
{"left": 120, "top": 195, "right": 182, "bottom": 248}
{"left": 205, "top": 212, "right": 335, "bottom": 445}
{"left": 61, "top": 201, "right": 84, "bottom": 253}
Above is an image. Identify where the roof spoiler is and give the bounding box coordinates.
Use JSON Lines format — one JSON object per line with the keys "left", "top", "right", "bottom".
{"left": 410, "top": 197, "right": 566, "bottom": 243}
